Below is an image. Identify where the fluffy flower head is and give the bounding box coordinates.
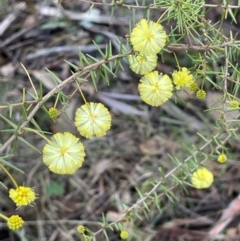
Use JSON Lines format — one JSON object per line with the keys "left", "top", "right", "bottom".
{"left": 217, "top": 154, "right": 227, "bottom": 163}
{"left": 172, "top": 67, "right": 194, "bottom": 90}
{"left": 75, "top": 102, "right": 111, "bottom": 139}
{"left": 42, "top": 132, "right": 85, "bottom": 174}
{"left": 128, "top": 53, "right": 157, "bottom": 75}
{"left": 191, "top": 167, "right": 214, "bottom": 189}
{"left": 138, "top": 71, "right": 173, "bottom": 106}
{"left": 130, "top": 19, "right": 167, "bottom": 55}
{"left": 7, "top": 215, "right": 24, "bottom": 230}
{"left": 9, "top": 186, "right": 36, "bottom": 207}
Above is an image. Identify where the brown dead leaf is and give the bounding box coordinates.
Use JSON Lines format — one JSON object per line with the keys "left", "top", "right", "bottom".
{"left": 16, "top": 0, "right": 36, "bottom": 15}
{"left": 88, "top": 159, "right": 124, "bottom": 185}
{"left": 107, "top": 211, "right": 123, "bottom": 222}
{"left": 226, "top": 227, "right": 237, "bottom": 236}
{"left": 115, "top": 131, "right": 138, "bottom": 154}
{"left": 0, "top": 63, "right": 16, "bottom": 78}
{"left": 139, "top": 136, "right": 163, "bottom": 155}
{"left": 22, "top": 15, "right": 36, "bottom": 27}
{"left": 121, "top": 189, "right": 131, "bottom": 204}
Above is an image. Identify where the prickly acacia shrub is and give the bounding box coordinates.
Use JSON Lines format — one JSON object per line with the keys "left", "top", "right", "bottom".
{"left": 0, "top": 0, "right": 240, "bottom": 240}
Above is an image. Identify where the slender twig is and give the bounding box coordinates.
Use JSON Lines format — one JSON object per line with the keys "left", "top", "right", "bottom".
{"left": 223, "top": 46, "right": 229, "bottom": 113}
{"left": 93, "top": 116, "right": 239, "bottom": 237}
{"left": 0, "top": 100, "right": 39, "bottom": 109}
{"left": 0, "top": 51, "right": 131, "bottom": 154}
{"left": 166, "top": 41, "right": 240, "bottom": 52}
{"left": 79, "top": 0, "right": 240, "bottom": 10}
{"left": 1, "top": 41, "right": 238, "bottom": 112}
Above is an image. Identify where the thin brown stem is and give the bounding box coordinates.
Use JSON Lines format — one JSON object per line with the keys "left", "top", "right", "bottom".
{"left": 0, "top": 51, "right": 131, "bottom": 154}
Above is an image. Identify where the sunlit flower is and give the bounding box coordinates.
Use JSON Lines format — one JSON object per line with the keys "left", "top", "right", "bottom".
{"left": 75, "top": 102, "right": 111, "bottom": 139}
{"left": 172, "top": 67, "right": 194, "bottom": 90}
{"left": 48, "top": 107, "right": 59, "bottom": 119}
{"left": 196, "top": 89, "right": 206, "bottom": 99}
{"left": 191, "top": 167, "right": 214, "bottom": 189}
{"left": 217, "top": 154, "right": 227, "bottom": 163}
{"left": 138, "top": 71, "right": 173, "bottom": 106}
{"left": 42, "top": 132, "right": 85, "bottom": 174}
{"left": 7, "top": 215, "right": 24, "bottom": 230}
{"left": 130, "top": 19, "right": 167, "bottom": 55}
{"left": 120, "top": 230, "right": 129, "bottom": 239}
{"left": 229, "top": 100, "right": 239, "bottom": 108}
{"left": 9, "top": 186, "right": 36, "bottom": 207}
{"left": 128, "top": 53, "right": 157, "bottom": 75}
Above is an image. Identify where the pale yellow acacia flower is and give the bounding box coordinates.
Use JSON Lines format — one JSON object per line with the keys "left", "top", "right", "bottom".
{"left": 9, "top": 186, "right": 36, "bottom": 207}
{"left": 130, "top": 19, "right": 167, "bottom": 55}
{"left": 128, "top": 53, "right": 157, "bottom": 75}
{"left": 75, "top": 102, "right": 112, "bottom": 139}
{"left": 191, "top": 167, "right": 214, "bottom": 189}
{"left": 138, "top": 71, "right": 173, "bottom": 106}
{"left": 42, "top": 132, "right": 85, "bottom": 174}
{"left": 172, "top": 67, "right": 194, "bottom": 90}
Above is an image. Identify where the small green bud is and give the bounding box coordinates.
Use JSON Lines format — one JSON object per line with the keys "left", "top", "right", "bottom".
{"left": 77, "top": 225, "right": 86, "bottom": 234}
{"left": 188, "top": 82, "right": 198, "bottom": 91}
{"left": 196, "top": 90, "right": 206, "bottom": 100}
{"left": 48, "top": 107, "right": 59, "bottom": 119}
{"left": 229, "top": 100, "right": 239, "bottom": 108}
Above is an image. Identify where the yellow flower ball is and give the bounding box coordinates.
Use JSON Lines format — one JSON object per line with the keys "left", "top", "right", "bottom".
{"left": 48, "top": 107, "right": 59, "bottom": 119}
{"left": 138, "top": 71, "right": 173, "bottom": 106}
{"left": 188, "top": 82, "right": 198, "bottom": 91}
{"left": 229, "top": 100, "right": 239, "bottom": 108}
{"left": 7, "top": 215, "right": 24, "bottom": 230}
{"left": 77, "top": 225, "right": 86, "bottom": 234}
{"left": 191, "top": 167, "right": 214, "bottom": 189}
{"left": 128, "top": 53, "right": 157, "bottom": 75}
{"left": 196, "top": 90, "right": 206, "bottom": 99}
{"left": 42, "top": 132, "right": 85, "bottom": 174}
{"left": 9, "top": 186, "right": 36, "bottom": 207}
{"left": 130, "top": 19, "right": 167, "bottom": 55}
{"left": 120, "top": 230, "right": 129, "bottom": 239}
{"left": 172, "top": 67, "right": 194, "bottom": 90}
{"left": 75, "top": 102, "right": 112, "bottom": 139}
{"left": 217, "top": 154, "right": 227, "bottom": 163}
